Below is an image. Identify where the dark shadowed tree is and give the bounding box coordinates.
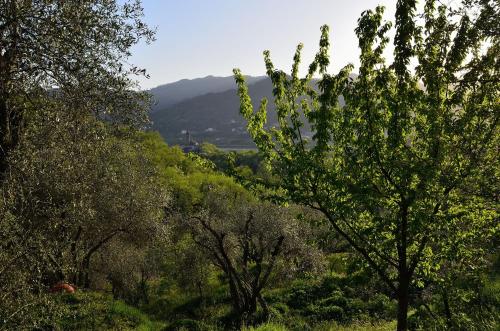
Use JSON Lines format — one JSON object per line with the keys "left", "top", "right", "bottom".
{"left": 0, "top": 0, "right": 154, "bottom": 176}
{"left": 0, "top": 104, "right": 168, "bottom": 328}
{"left": 233, "top": 0, "right": 498, "bottom": 329}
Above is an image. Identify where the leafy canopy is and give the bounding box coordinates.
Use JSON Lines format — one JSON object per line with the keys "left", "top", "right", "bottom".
{"left": 234, "top": 0, "right": 498, "bottom": 329}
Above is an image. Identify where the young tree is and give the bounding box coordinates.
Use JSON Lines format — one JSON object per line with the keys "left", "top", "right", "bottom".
{"left": 0, "top": 0, "right": 154, "bottom": 176}
{"left": 184, "top": 183, "right": 323, "bottom": 325}
{"left": 233, "top": 1, "right": 498, "bottom": 329}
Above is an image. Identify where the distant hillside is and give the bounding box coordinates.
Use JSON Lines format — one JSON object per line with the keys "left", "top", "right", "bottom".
{"left": 150, "top": 77, "right": 279, "bottom": 147}
{"left": 149, "top": 75, "right": 353, "bottom": 147}
{"left": 148, "top": 75, "right": 265, "bottom": 112}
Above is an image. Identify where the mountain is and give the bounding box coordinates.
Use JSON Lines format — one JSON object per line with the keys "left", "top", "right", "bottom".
{"left": 148, "top": 74, "right": 354, "bottom": 148}
{"left": 149, "top": 77, "right": 277, "bottom": 147}
{"left": 148, "top": 75, "right": 265, "bottom": 112}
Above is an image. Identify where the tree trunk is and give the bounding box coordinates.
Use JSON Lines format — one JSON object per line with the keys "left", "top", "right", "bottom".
{"left": 397, "top": 275, "right": 410, "bottom": 331}
{"left": 257, "top": 293, "right": 270, "bottom": 321}
{"left": 82, "top": 255, "right": 91, "bottom": 288}
{"left": 197, "top": 280, "right": 204, "bottom": 301}
{"left": 70, "top": 226, "right": 83, "bottom": 284}
{"left": 0, "top": 97, "right": 10, "bottom": 177}
{"left": 442, "top": 288, "right": 453, "bottom": 329}
{"left": 396, "top": 201, "right": 411, "bottom": 331}
{"left": 139, "top": 270, "right": 149, "bottom": 305}
{"left": 228, "top": 275, "right": 243, "bottom": 313}
{"left": 237, "top": 295, "right": 257, "bottom": 327}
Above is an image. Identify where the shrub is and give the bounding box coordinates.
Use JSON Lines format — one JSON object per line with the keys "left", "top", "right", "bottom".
{"left": 268, "top": 302, "right": 290, "bottom": 322}
{"left": 163, "top": 319, "right": 211, "bottom": 331}
{"left": 365, "top": 294, "right": 395, "bottom": 319}
{"left": 318, "top": 291, "right": 348, "bottom": 309}
{"left": 53, "top": 291, "right": 164, "bottom": 331}
{"left": 304, "top": 304, "right": 345, "bottom": 322}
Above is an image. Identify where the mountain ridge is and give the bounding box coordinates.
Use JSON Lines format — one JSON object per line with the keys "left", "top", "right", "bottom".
{"left": 148, "top": 75, "right": 265, "bottom": 112}
{"left": 148, "top": 74, "right": 354, "bottom": 147}
{"left": 149, "top": 76, "right": 275, "bottom": 147}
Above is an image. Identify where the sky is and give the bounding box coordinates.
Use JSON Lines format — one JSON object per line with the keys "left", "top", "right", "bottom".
{"left": 129, "top": 0, "right": 398, "bottom": 89}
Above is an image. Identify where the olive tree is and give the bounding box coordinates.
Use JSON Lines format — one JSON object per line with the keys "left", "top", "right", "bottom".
{"left": 233, "top": 0, "right": 498, "bottom": 329}
{"left": 0, "top": 0, "right": 154, "bottom": 176}
{"left": 184, "top": 183, "right": 324, "bottom": 325}
{"left": 0, "top": 104, "right": 168, "bottom": 328}
{"left": 0, "top": 1, "right": 159, "bottom": 328}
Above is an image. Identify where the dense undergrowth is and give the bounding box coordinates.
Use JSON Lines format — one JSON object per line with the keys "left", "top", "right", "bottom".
{"left": 1, "top": 1, "right": 498, "bottom": 330}
{"left": 52, "top": 292, "right": 165, "bottom": 331}
{"left": 46, "top": 253, "right": 499, "bottom": 330}
{"left": 51, "top": 287, "right": 397, "bottom": 331}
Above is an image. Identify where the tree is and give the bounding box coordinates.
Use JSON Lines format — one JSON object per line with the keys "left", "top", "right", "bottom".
{"left": 233, "top": 1, "right": 499, "bottom": 329}
{"left": 16, "top": 108, "right": 167, "bottom": 286}
{"left": 183, "top": 183, "right": 324, "bottom": 325}
{"left": 0, "top": 104, "right": 168, "bottom": 327}
{"left": 0, "top": 1, "right": 159, "bottom": 328}
{"left": 0, "top": 0, "right": 154, "bottom": 176}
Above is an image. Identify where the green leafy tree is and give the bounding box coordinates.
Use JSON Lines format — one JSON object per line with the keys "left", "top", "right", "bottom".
{"left": 233, "top": 1, "right": 499, "bottom": 329}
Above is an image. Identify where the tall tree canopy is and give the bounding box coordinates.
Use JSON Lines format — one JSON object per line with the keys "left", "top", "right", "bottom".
{"left": 0, "top": 1, "right": 159, "bottom": 327}
{"left": 0, "top": 104, "right": 168, "bottom": 328}
{"left": 234, "top": 0, "right": 499, "bottom": 330}
{"left": 0, "top": 0, "right": 154, "bottom": 175}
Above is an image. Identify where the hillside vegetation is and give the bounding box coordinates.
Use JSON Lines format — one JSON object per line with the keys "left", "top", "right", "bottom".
{"left": 0, "top": 0, "right": 498, "bottom": 331}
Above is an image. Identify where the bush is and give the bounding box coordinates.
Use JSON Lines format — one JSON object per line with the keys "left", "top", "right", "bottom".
{"left": 365, "top": 294, "right": 395, "bottom": 319}
{"left": 271, "top": 302, "right": 290, "bottom": 315}
{"left": 285, "top": 277, "right": 340, "bottom": 309}
{"left": 304, "top": 304, "right": 345, "bottom": 322}
{"left": 54, "top": 291, "right": 164, "bottom": 331}
{"left": 268, "top": 302, "right": 290, "bottom": 322}
{"left": 163, "top": 318, "right": 211, "bottom": 331}
{"left": 287, "top": 287, "right": 315, "bottom": 309}
{"left": 318, "top": 291, "right": 348, "bottom": 308}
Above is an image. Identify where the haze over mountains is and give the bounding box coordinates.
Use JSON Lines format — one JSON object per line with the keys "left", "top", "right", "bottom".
{"left": 149, "top": 75, "right": 265, "bottom": 112}
{"left": 148, "top": 74, "right": 351, "bottom": 148}
{"left": 149, "top": 75, "right": 274, "bottom": 147}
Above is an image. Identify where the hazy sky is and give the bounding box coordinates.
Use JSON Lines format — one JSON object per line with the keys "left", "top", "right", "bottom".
{"left": 129, "top": 0, "right": 398, "bottom": 89}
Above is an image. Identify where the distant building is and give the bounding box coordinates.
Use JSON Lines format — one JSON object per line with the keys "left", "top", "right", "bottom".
{"left": 182, "top": 130, "right": 201, "bottom": 153}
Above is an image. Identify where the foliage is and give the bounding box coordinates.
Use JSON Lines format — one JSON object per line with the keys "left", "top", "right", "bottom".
{"left": 0, "top": 105, "right": 168, "bottom": 328}
{"left": 0, "top": 0, "right": 154, "bottom": 175}
{"left": 0, "top": 1, "right": 159, "bottom": 326}
{"left": 201, "top": 143, "right": 263, "bottom": 175}
{"left": 409, "top": 255, "right": 500, "bottom": 330}
{"left": 138, "top": 135, "right": 326, "bottom": 326}
{"left": 181, "top": 183, "right": 325, "bottom": 325}
{"left": 53, "top": 291, "right": 165, "bottom": 331}
{"left": 1, "top": 0, "right": 498, "bottom": 330}
{"left": 266, "top": 270, "right": 396, "bottom": 327}
{"left": 233, "top": 0, "right": 499, "bottom": 329}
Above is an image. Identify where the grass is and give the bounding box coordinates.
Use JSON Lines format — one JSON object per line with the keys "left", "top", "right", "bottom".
{"left": 315, "top": 320, "right": 397, "bottom": 331}
{"left": 110, "top": 300, "right": 165, "bottom": 330}
{"left": 241, "top": 321, "right": 397, "bottom": 331}
{"left": 55, "top": 291, "right": 165, "bottom": 330}
{"left": 243, "top": 323, "right": 289, "bottom": 331}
